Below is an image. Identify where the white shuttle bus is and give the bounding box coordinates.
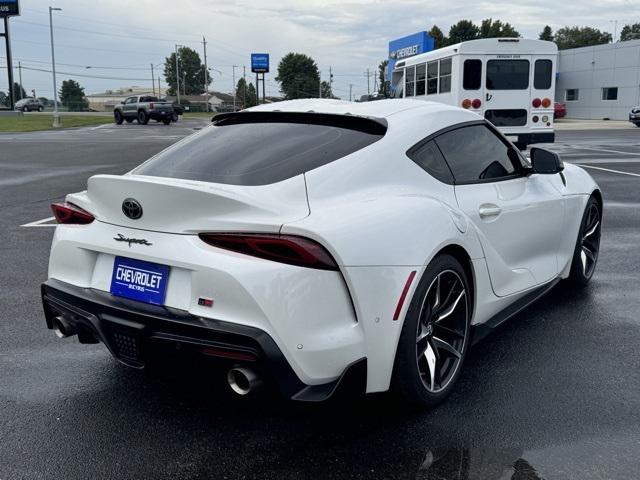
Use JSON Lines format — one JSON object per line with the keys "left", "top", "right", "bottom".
{"left": 391, "top": 38, "right": 557, "bottom": 149}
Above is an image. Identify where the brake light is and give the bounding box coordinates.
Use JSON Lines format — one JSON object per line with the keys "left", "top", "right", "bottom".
{"left": 199, "top": 233, "right": 339, "bottom": 271}
{"left": 461, "top": 99, "right": 471, "bottom": 109}
{"left": 532, "top": 98, "right": 542, "bottom": 108}
{"left": 471, "top": 98, "right": 482, "bottom": 109}
{"left": 149, "top": 102, "right": 154, "bottom": 109}
{"left": 541, "top": 98, "right": 551, "bottom": 108}
{"left": 51, "top": 202, "right": 95, "bottom": 224}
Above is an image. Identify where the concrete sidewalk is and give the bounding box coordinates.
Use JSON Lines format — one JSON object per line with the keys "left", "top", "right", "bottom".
{"left": 555, "top": 118, "right": 636, "bottom": 130}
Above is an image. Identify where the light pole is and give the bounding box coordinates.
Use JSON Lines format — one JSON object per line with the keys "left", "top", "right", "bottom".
{"left": 175, "top": 44, "right": 182, "bottom": 105}
{"left": 232, "top": 65, "right": 237, "bottom": 111}
{"left": 49, "top": 6, "right": 62, "bottom": 127}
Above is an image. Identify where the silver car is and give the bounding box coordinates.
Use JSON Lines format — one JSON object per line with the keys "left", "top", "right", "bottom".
{"left": 15, "top": 98, "right": 45, "bottom": 112}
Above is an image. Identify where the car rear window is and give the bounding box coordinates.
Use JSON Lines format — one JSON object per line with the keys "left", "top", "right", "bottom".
{"left": 133, "top": 112, "right": 387, "bottom": 186}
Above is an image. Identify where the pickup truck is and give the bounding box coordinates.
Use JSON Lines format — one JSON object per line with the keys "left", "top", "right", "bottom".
{"left": 114, "top": 95, "right": 174, "bottom": 125}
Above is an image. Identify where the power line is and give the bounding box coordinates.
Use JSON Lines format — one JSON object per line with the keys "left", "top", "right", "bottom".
{"left": 19, "top": 65, "right": 154, "bottom": 81}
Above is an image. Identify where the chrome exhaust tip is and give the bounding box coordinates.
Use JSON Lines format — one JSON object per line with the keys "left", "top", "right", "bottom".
{"left": 53, "top": 316, "right": 76, "bottom": 339}
{"left": 227, "top": 367, "right": 262, "bottom": 396}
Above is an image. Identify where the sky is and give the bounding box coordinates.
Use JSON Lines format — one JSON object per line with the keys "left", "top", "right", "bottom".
{"left": 1, "top": 0, "right": 639, "bottom": 101}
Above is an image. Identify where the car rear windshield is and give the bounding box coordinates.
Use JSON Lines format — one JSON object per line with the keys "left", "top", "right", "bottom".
{"left": 133, "top": 112, "right": 387, "bottom": 186}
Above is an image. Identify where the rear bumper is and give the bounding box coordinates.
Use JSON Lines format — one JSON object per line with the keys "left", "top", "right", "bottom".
{"left": 41, "top": 278, "right": 365, "bottom": 401}
{"left": 148, "top": 110, "right": 173, "bottom": 120}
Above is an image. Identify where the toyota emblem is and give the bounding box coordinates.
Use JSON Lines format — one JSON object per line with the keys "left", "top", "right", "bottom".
{"left": 122, "top": 198, "right": 143, "bottom": 220}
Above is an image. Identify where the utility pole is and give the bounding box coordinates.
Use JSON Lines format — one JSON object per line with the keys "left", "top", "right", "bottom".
{"left": 158, "top": 78, "right": 161, "bottom": 97}
{"left": 318, "top": 71, "right": 321, "bottom": 98}
{"left": 150, "top": 63, "right": 155, "bottom": 96}
{"left": 2, "top": 16, "right": 15, "bottom": 110}
{"left": 175, "top": 44, "right": 181, "bottom": 105}
{"left": 349, "top": 83, "right": 353, "bottom": 102}
{"left": 182, "top": 71, "right": 186, "bottom": 96}
{"left": 366, "top": 68, "right": 371, "bottom": 96}
{"left": 232, "top": 65, "right": 237, "bottom": 111}
{"left": 202, "top": 36, "right": 208, "bottom": 110}
{"left": 329, "top": 66, "right": 333, "bottom": 99}
{"left": 49, "top": 6, "right": 62, "bottom": 127}
{"left": 18, "top": 61, "right": 22, "bottom": 99}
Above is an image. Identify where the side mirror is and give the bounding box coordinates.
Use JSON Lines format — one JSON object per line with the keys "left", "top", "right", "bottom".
{"left": 530, "top": 147, "right": 564, "bottom": 174}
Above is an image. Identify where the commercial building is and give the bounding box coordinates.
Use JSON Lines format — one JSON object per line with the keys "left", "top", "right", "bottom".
{"left": 556, "top": 39, "right": 640, "bottom": 120}
{"left": 387, "top": 32, "right": 434, "bottom": 80}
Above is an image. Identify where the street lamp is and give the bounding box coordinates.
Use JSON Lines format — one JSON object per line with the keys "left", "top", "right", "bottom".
{"left": 49, "top": 6, "right": 62, "bottom": 127}
{"left": 175, "top": 44, "right": 183, "bottom": 105}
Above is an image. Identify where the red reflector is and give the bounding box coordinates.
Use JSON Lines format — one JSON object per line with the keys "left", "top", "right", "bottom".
{"left": 393, "top": 270, "right": 417, "bottom": 321}
{"left": 200, "top": 347, "right": 257, "bottom": 362}
{"left": 51, "top": 202, "right": 95, "bottom": 224}
{"left": 198, "top": 297, "right": 214, "bottom": 307}
{"left": 199, "top": 233, "right": 339, "bottom": 271}
{"left": 532, "top": 98, "right": 542, "bottom": 108}
{"left": 471, "top": 98, "right": 482, "bottom": 109}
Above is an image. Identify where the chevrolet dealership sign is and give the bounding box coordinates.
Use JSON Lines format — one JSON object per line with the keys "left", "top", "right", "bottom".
{"left": 387, "top": 31, "right": 434, "bottom": 79}
{"left": 0, "top": 0, "right": 19, "bottom": 17}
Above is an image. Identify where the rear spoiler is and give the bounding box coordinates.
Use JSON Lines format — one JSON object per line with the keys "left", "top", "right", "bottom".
{"left": 212, "top": 111, "right": 388, "bottom": 135}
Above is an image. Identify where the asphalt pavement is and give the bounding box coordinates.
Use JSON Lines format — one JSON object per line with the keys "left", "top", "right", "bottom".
{"left": 1, "top": 120, "right": 639, "bottom": 479}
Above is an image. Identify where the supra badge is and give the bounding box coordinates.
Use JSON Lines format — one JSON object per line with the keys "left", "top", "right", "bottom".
{"left": 114, "top": 233, "right": 152, "bottom": 247}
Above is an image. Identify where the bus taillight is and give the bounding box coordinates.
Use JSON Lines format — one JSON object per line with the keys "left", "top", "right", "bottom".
{"left": 542, "top": 98, "right": 551, "bottom": 108}
{"left": 472, "top": 99, "right": 482, "bottom": 109}
{"left": 532, "top": 98, "right": 542, "bottom": 108}
{"left": 462, "top": 99, "right": 472, "bottom": 109}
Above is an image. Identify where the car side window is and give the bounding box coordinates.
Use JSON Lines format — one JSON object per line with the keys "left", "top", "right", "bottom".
{"left": 434, "top": 124, "right": 519, "bottom": 183}
{"left": 407, "top": 140, "right": 454, "bottom": 184}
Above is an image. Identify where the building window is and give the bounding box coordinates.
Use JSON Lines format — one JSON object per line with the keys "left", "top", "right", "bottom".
{"left": 602, "top": 87, "right": 618, "bottom": 101}
{"left": 463, "top": 59, "right": 482, "bottom": 90}
{"left": 415, "top": 64, "right": 426, "bottom": 96}
{"left": 405, "top": 66, "right": 415, "bottom": 97}
{"left": 566, "top": 89, "right": 579, "bottom": 101}
{"left": 439, "top": 58, "right": 452, "bottom": 93}
{"left": 427, "top": 61, "right": 438, "bottom": 95}
{"left": 534, "top": 59, "right": 553, "bottom": 90}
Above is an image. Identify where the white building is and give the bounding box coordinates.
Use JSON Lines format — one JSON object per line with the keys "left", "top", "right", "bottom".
{"left": 556, "top": 39, "right": 640, "bottom": 120}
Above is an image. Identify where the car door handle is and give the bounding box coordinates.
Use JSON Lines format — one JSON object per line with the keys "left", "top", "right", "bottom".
{"left": 479, "top": 204, "right": 502, "bottom": 219}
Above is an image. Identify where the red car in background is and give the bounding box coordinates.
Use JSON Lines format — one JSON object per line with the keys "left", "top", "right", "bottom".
{"left": 554, "top": 102, "right": 566, "bottom": 119}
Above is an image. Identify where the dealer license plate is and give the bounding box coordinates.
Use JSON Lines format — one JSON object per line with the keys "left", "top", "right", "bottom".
{"left": 110, "top": 256, "right": 169, "bottom": 305}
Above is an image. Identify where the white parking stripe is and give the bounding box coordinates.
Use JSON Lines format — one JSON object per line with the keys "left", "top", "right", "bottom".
{"left": 576, "top": 164, "right": 640, "bottom": 178}
{"left": 20, "top": 217, "right": 57, "bottom": 227}
{"left": 578, "top": 146, "right": 640, "bottom": 157}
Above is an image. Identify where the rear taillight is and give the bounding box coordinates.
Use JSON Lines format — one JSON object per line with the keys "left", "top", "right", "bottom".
{"left": 461, "top": 99, "right": 471, "bottom": 109}
{"left": 51, "top": 202, "right": 95, "bottom": 224}
{"left": 471, "top": 98, "right": 482, "bottom": 109}
{"left": 199, "top": 233, "right": 339, "bottom": 271}
{"left": 149, "top": 102, "right": 155, "bottom": 109}
{"left": 532, "top": 98, "right": 542, "bottom": 108}
{"left": 541, "top": 98, "right": 551, "bottom": 108}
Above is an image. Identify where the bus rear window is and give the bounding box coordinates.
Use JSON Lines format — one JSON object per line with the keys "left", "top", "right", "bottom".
{"left": 534, "top": 60, "right": 552, "bottom": 89}
{"left": 486, "top": 60, "right": 529, "bottom": 90}
{"left": 463, "top": 60, "right": 482, "bottom": 90}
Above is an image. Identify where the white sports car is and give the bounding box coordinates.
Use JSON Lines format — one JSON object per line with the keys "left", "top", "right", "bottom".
{"left": 42, "top": 99, "right": 602, "bottom": 407}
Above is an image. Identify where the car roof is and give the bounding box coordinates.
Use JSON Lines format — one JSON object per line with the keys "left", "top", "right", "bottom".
{"left": 246, "top": 98, "right": 475, "bottom": 121}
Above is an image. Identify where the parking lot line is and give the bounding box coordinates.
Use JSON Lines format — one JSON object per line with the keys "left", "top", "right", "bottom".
{"left": 576, "top": 164, "right": 640, "bottom": 178}
{"left": 20, "top": 216, "right": 57, "bottom": 228}
{"left": 578, "top": 146, "right": 640, "bottom": 157}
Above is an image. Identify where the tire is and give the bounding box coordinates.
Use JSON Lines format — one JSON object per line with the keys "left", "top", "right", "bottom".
{"left": 567, "top": 196, "right": 602, "bottom": 287}
{"left": 162, "top": 118, "right": 171, "bottom": 125}
{"left": 114, "top": 111, "right": 124, "bottom": 125}
{"left": 172, "top": 113, "right": 179, "bottom": 122}
{"left": 137, "top": 110, "right": 149, "bottom": 125}
{"left": 392, "top": 254, "right": 471, "bottom": 408}
{"left": 634, "top": 123, "right": 640, "bottom": 128}
{"left": 38, "top": 106, "right": 44, "bottom": 112}
{"left": 22, "top": 106, "right": 29, "bottom": 112}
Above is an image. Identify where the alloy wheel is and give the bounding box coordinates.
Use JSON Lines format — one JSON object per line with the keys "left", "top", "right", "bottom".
{"left": 580, "top": 202, "right": 601, "bottom": 278}
{"left": 415, "top": 270, "right": 469, "bottom": 393}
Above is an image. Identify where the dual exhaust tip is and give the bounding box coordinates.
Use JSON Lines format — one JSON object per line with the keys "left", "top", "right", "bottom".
{"left": 53, "top": 316, "right": 261, "bottom": 396}
{"left": 227, "top": 367, "right": 262, "bottom": 396}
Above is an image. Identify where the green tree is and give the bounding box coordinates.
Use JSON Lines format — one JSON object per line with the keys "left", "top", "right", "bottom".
{"left": 275, "top": 52, "right": 320, "bottom": 99}
{"left": 248, "top": 82, "right": 258, "bottom": 106}
{"left": 479, "top": 18, "right": 519, "bottom": 38}
{"left": 620, "top": 23, "right": 640, "bottom": 41}
{"left": 428, "top": 25, "right": 448, "bottom": 49}
{"left": 554, "top": 26, "right": 612, "bottom": 50}
{"left": 236, "top": 77, "right": 258, "bottom": 109}
{"left": 0, "top": 90, "right": 7, "bottom": 107}
{"left": 59, "top": 79, "right": 88, "bottom": 111}
{"left": 539, "top": 25, "right": 554, "bottom": 41}
{"left": 377, "top": 60, "right": 389, "bottom": 96}
{"left": 163, "top": 47, "right": 210, "bottom": 96}
{"left": 448, "top": 20, "right": 480, "bottom": 44}
{"left": 12, "top": 82, "right": 26, "bottom": 100}
{"left": 320, "top": 80, "right": 335, "bottom": 99}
